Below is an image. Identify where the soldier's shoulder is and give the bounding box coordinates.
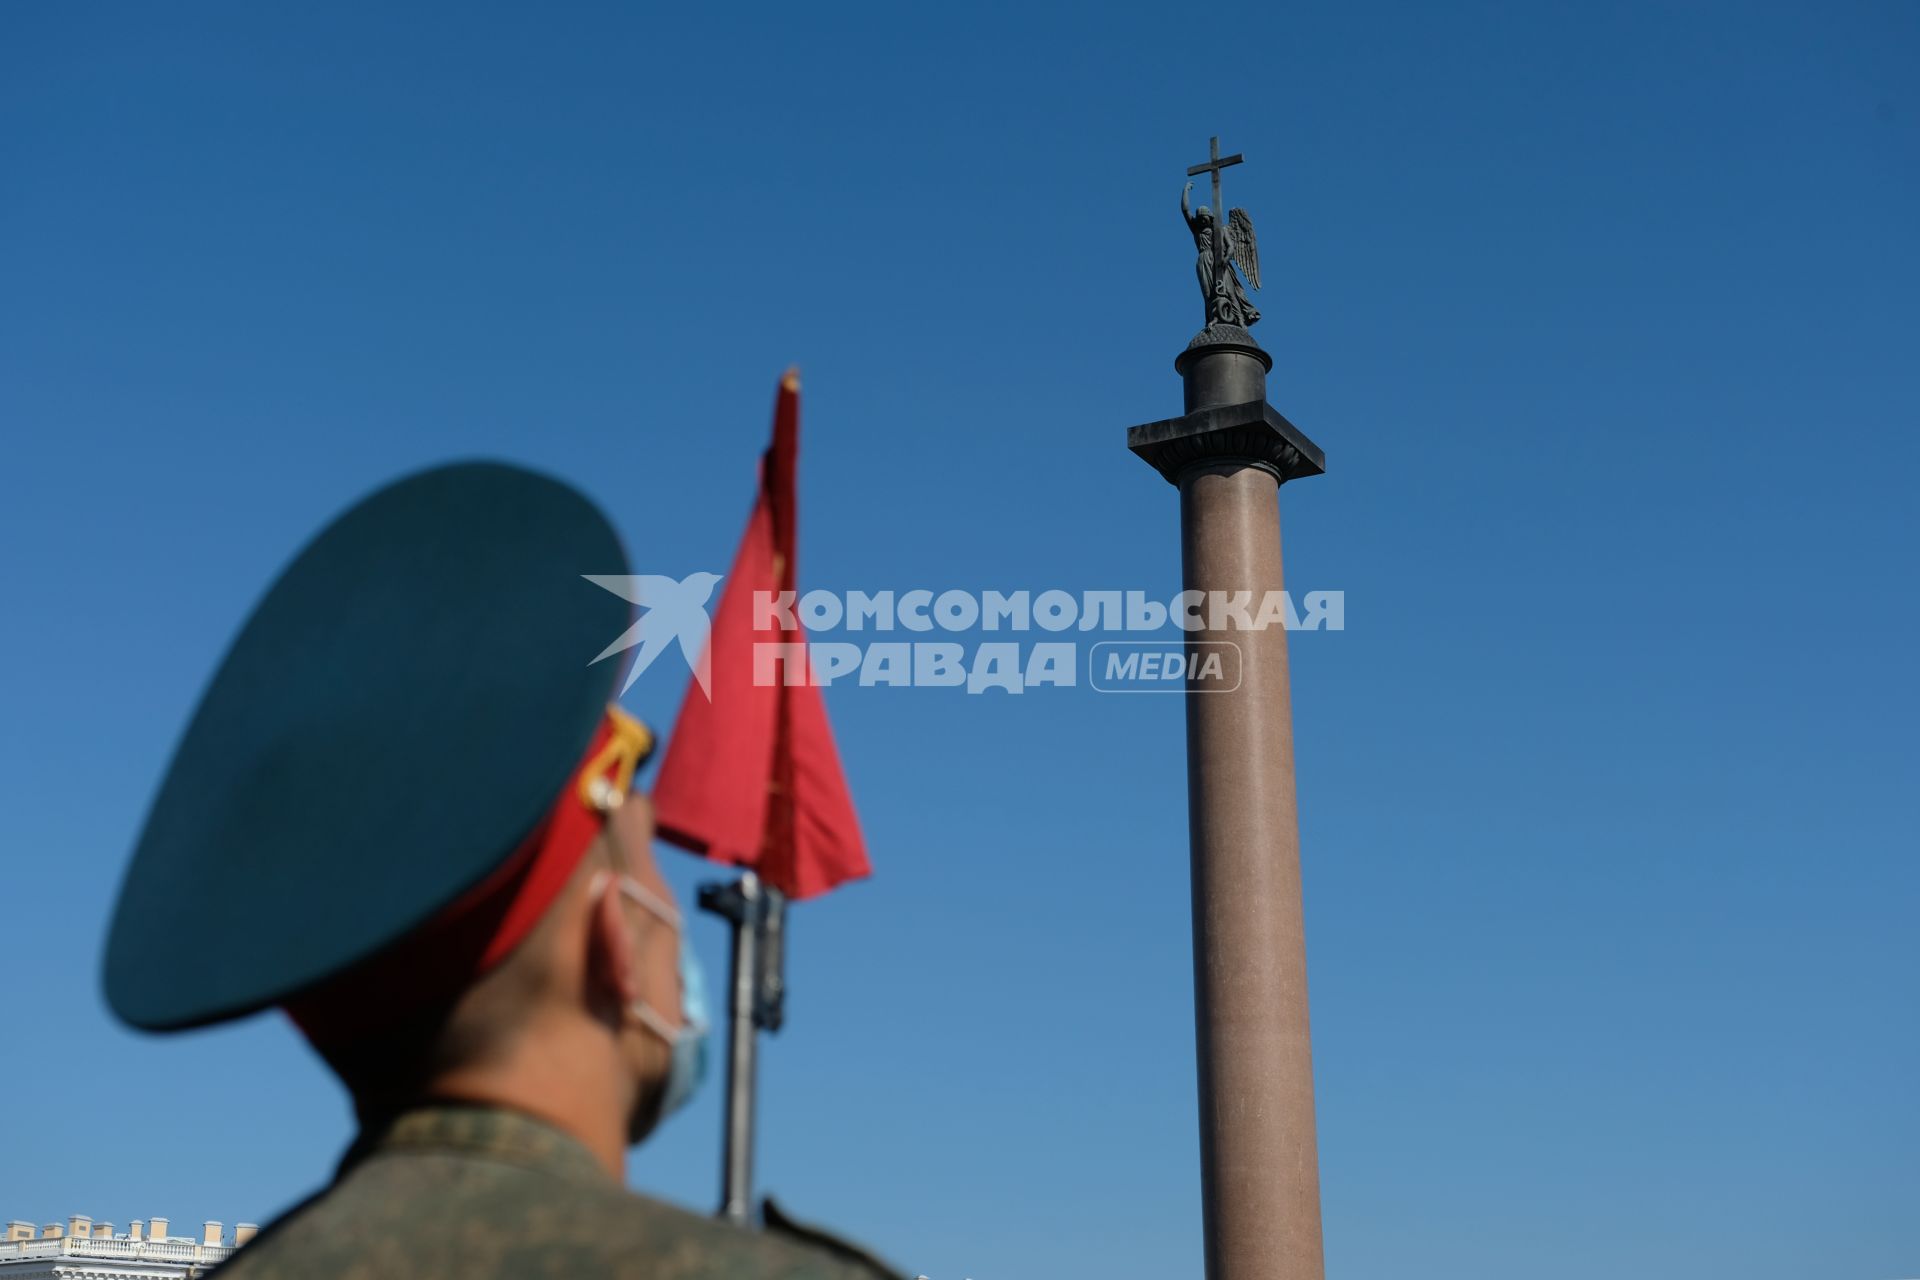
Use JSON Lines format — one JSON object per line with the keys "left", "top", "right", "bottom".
{"left": 211, "top": 1151, "right": 904, "bottom": 1280}
{"left": 761, "top": 1195, "right": 906, "bottom": 1279}
{"left": 572, "top": 1183, "right": 906, "bottom": 1280}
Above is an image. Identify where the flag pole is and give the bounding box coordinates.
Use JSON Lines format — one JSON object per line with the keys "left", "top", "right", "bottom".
{"left": 698, "top": 870, "right": 788, "bottom": 1225}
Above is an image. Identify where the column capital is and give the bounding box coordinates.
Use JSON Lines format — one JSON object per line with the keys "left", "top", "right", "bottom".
{"left": 1127, "top": 398, "right": 1326, "bottom": 487}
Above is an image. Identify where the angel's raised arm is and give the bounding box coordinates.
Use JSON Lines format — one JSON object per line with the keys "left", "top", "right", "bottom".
{"left": 1181, "top": 181, "right": 1197, "bottom": 228}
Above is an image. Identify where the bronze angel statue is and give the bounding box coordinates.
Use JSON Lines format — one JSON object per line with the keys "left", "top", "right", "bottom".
{"left": 1183, "top": 180, "right": 1261, "bottom": 329}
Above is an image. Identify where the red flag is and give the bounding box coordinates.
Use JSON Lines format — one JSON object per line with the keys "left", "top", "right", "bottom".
{"left": 651, "top": 371, "right": 870, "bottom": 899}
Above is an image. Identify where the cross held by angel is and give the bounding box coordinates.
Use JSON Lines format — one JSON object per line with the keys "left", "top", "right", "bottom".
{"left": 1183, "top": 136, "right": 1262, "bottom": 331}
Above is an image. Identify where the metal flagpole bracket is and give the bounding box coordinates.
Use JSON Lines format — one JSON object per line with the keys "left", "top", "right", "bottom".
{"left": 697, "top": 871, "right": 790, "bottom": 1225}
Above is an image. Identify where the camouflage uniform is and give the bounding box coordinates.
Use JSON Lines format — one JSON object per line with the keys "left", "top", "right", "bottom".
{"left": 214, "top": 1105, "right": 901, "bottom": 1280}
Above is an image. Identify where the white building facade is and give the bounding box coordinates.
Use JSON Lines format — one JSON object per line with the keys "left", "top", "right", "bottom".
{"left": 0, "top": 1217, "right": 250, "bottom": 1280}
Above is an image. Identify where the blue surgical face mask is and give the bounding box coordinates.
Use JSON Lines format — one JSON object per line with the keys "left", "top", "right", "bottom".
{"left": 613, "top": 875, "right": 710, "bottom": 1127}
{"left": 657, "top": 935, "right": 710, "bottom": 1118}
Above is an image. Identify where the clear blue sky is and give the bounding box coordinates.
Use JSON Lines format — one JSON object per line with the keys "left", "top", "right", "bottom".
{"left": 2, "top": 3, "right": 1916, "bottom": 1278}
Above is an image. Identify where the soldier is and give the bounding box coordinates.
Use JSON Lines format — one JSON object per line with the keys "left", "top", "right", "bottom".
{"left": 103, "top": 462, "right": 900, "bottom": 1280}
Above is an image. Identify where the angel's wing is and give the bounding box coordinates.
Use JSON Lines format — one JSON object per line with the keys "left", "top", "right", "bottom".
{"left": 1226, "top": 208, "right": 1261, "bottom": 291}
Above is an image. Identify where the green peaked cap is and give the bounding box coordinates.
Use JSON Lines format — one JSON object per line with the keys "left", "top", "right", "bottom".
{"left": 105, "top": 461, "right": 632, "bottom": 1031}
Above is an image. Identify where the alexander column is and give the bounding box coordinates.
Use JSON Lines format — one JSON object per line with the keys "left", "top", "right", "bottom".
{"left": 1126, "top": 137, "right": 1328, "bottom": 1280}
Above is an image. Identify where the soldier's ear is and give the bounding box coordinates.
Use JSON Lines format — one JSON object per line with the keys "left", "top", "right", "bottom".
{"left": 607, "top": 790, "right": 656, "bottom": 856}
{"left": 586, "top": 867, "right": 645, "bottom": 1014}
